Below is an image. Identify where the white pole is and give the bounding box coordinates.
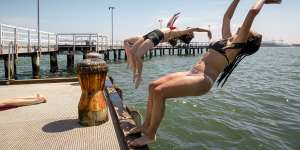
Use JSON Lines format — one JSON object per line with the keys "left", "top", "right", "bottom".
{"left": 37, "top": 0, "right": 40, "bottom": 52}
{"left": 28, "top": 30, "right": 31, "bottom": 52}
{"left": 109, "top": 6, "right": 115, "bottom": 50}
{"left": 0, "top": 24, "right": 2, "bottom": 46}
{"left": 96, "top": 34, "right": 99, "bottom": 52}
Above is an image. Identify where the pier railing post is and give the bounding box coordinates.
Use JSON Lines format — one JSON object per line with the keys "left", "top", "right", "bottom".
{"left": 0, "top": 24, "right": 2, "bottom": 54}
{"left": 28, "top": 30, "right": 31, "bottom": 52}
{"left": 48, "top": 33, "right": 50, "bottom": 52}
{"left": 96, "top": 34, "right": 99, "bottom": 52}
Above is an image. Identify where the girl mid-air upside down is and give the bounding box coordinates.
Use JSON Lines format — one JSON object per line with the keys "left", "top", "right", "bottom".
{"left": 124, "top": 12, "right": 212, "bottom": 89}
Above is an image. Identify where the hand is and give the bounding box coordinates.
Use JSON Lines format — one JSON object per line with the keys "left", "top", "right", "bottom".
{"left": 174, "top": 12, "right": 181, "bottom": 16}
{"left": 265, "top": 0, "right": 281, "bottom": 4}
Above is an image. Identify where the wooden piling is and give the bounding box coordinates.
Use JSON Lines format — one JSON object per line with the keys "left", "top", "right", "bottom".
{"left": 50, "top": 51, "right": 58, "bottom": 73}
{"left": 149, "top": 50, "right": 153, "bottom": 59}
{"left": 124, "top": 51, "right": 127, "bottom": 60}
{"left": 67, "top": 51, "right": 74, "bottom": 72}
{"left": 113, "top": 49, "right": 117, "bottom": 61}
{"left": 118, "top": 49, "right": 121, "bottom": 60}
{"left": 3, "top": 55, "right": 17, "bottom": 80}
{"left": 154, "top": 49, "right": 157, "bottom": 56}
{"left": 31, "top": 52, "right": 40, "bottom": 79}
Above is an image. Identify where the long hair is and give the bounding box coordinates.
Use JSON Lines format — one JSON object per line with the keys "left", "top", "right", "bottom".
{"left": 179, "top": 33, "right": 194, "bottom": 44}
{"left": 168, "top": 38, "right": 178, "bottom": 47}
{"left": 217, "top": 33, "right": 262, "bottom": 87}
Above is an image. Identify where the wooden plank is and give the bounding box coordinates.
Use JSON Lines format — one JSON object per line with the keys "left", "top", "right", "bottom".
{"left": 105, "top": 78, "right": 149, "bottom": 150}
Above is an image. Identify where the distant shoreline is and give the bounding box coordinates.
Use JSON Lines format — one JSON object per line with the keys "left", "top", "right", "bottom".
{"left": 261, "top": 42, "right": 300, "bottom": 47}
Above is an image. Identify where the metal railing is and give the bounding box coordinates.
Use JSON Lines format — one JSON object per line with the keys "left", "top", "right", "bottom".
{"left": 0, "top": 23, "right": 210, "bottom": 55}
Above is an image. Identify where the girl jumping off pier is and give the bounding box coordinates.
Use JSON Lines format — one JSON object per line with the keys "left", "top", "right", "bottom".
{"left": 128, "top": 0, "right": 281, "bottom": 147}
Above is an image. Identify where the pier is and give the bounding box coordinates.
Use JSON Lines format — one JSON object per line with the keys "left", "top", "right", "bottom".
{"left": 0, "top": 24, "right": 209, "bottom": 80}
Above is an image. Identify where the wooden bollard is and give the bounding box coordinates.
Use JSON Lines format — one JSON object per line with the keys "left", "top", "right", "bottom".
{"left": 67, "top": 52, "right": 74, "bottom": 72}
{"left": 31, "top": 52, "right": 40, "bottom": 79}
{"left": 77, "top": 58, "right": 109, "bottom": 126}
{"left": 50, "top": 52, "right": 58, "bottom": 73}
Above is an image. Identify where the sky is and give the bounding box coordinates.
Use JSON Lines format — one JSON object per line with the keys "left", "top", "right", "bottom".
{"left": 0, "top": 0, "right": 299, "bottom": 44}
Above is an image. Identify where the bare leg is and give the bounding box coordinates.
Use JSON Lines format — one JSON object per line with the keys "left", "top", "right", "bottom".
{"left": 129, "top": 73, "right": 213, "bottom": 146}
{"left": 0, "top": 94, "right": 47, "bottom": 108}
{"left": 124, "top": 37, "right": 140, "bottom": 69}
{"left": 129, "top": 72, "right": 189, "bottom": 134}
{"left": 133, "top": 39, "right": 154, "bottom": 89}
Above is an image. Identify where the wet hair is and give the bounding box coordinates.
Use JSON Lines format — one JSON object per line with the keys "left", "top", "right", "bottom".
{"left": 217, "top": 33, "right": 262, "bottom": 87}
{"left": 241, "top": 33, "right": 262, "bottom": 56}
{"left": 168, "top": 38, "right": 178, "bottom": 47}
{"left": 179, "top": 33, "right": 194, "bottom": 44}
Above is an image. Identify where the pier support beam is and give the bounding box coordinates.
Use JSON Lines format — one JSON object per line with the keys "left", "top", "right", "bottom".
{"left": 50, "top": 52, "right": 58, "bottom": 73}
{"left": 67, "top": 52, "right": 74, "bottom": 72}
{"left": 154, "top": 49, "right": 157, "bottom": 56}
{"left": 31, "top": 52, "right": 40, "bottom": 79}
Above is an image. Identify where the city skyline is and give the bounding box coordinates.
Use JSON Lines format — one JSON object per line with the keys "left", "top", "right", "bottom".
{"left": 0, "top": 0, "right": 299, "bottom": 44}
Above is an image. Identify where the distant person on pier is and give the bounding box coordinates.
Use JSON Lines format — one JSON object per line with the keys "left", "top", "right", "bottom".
{"left": 124, "top": 12, "right": 212, "bottom": 89}
{"left": 128, "top": 0, "right": 281, "bottom": 147}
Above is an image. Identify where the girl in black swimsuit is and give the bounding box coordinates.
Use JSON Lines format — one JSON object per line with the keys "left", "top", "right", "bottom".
{"left": 124, "top": 12, "right": 211, "bottom": 88}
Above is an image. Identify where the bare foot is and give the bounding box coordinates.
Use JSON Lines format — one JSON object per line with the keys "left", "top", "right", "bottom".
{"left": 127, "top": 126, "right": 144, "bottom": 135}
{"left": 36, "top": 94, "right": 47, "bottom": 103}
{"left": 128, "top": 135, "right": 156, "bottom": 147}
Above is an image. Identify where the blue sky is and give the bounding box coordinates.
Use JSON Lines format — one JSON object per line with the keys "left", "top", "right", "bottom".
{"left": 0, "top": 0, "right": 299, "bottom": 43}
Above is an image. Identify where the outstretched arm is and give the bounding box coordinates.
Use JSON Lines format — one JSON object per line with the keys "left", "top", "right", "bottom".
{"left": 167, "top": 12, "right": 180, "bottom": 27}
{"left": 222, "top": 0, "right": 240, "bottom": 39}
{"left": 235, "top": 0, "right": 281, "bottom": 43}
{"left": 176, "top": 27, "right": 212, "bottom": 39}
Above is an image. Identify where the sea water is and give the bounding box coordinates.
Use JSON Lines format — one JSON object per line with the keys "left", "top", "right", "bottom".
{"left": 0, "top": 47, "right": 299, "bottom": 150}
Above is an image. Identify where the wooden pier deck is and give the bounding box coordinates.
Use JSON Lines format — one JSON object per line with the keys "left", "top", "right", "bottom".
{"left": 0, "top": 78, "right": 148, "bottom": 150}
